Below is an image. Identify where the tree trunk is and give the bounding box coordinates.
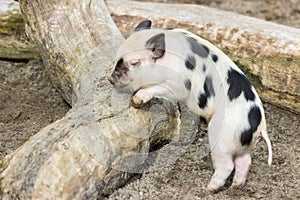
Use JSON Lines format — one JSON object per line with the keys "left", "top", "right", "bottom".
{"left": 1, "top": 0, "right": 299, "bottom": 114}
{"left": 107, "top": 0, "right": 300, "bottom": 115}
{"left": 0, "top": 0, "right": 199, "bottom": 199}
{"left": 0, "top": 0, "right": 39, "bottom": 60}
{"left": 0, "top": 0, "right": 299, "bottom": 198}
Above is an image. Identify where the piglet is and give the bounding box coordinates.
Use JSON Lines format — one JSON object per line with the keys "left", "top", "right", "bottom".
{"left": 108, "top": 20, "right": 272, "bottom": 192}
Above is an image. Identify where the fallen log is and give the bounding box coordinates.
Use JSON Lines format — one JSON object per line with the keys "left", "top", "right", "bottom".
{"left": 1, "top": 0, "right": 299, "bottom": 114}
{"left": 0, "top": 0, "right": 39, "bottom": 60}
{"left": 107, "top": 0, "right": 300, "bottom": 115}
{"left": 0, "top": 0, "right": 199, "bottom": 199}
{"left": 0, "top": 0, "right": 299, "bottom": 198}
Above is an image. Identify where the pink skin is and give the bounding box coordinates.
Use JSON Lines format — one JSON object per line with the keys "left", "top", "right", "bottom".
{"left": 109, "top": 22, "right": 272, "bottom": 193}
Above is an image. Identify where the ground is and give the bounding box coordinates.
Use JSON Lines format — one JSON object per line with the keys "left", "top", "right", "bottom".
{"left": 0, "top": 60, "right": 70, "bottom": 159}
{"left": 0, "top": 0, "right": 299, "bottom": 199}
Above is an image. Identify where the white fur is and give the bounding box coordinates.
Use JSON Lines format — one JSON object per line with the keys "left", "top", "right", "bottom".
{"left": 110, "top": 27, "right": 272, "bottom": 192}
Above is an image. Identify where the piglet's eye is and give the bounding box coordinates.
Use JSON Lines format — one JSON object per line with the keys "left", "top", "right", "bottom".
{"left": 129, "top": 60, "right": 141, "bottom": 68}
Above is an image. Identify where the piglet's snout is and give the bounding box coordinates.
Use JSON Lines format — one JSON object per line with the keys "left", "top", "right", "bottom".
{"left": 108, "top": 69, "right": 124, "bottom": 85}
{"left": 108, "top": 76, "right": 116, "bottom": 85}
{"left": 108, "top": 71, "right": 119, "bottom": 85}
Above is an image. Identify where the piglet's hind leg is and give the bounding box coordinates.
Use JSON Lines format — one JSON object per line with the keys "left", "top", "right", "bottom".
{"left": 232, "top": 153, "right": 251, "bottom": 187}
{"left": 207, "top": 151, "right": 234, "bottom": 192}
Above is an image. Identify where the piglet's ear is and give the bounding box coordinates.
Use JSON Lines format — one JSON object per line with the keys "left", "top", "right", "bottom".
{"left": 146, "top": 33, "right": 165, "bottom": 59}
{"left": 134, "top": 20, "right": 152, "bottom": 32}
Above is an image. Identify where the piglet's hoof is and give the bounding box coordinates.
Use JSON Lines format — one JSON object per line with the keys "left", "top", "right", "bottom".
{"left": 205, "top": 185, "right": 221, "bottom": 194}
{"left": 230, "top": 182, "right": 246, "bottom": 189}
{"left": 130, "top": 95, "right": 144, "bottom": 108}
{"left": 205, "top": 188, "right": 217, "bottom": 194}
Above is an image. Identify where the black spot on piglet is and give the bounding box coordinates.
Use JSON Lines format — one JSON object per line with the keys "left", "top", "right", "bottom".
{"left": 187, "top": 37, "right": 210, "bottom": 58}
{"left": 109, "top": 58, "right": 127, "bottom": 84}
{"left": 241, "top": 106, "right": 262, "bottom": 146}
{"left": 198, "top": 93, "right": 208, "bottom": 109}
{"left": 185, "top": 55, "right": 196, "bottom": 70}
{"left": 211, "top": 54, "right": 218, "bottom": 63}
{"left": 184, "top": 79, "right": 192, "bottom": 90}
{"left": 116, "top": 58, "right": 124, "bottom": 69}
{"left": 202, "top": 64, "right": 207, "bottom": 73}
{"left": 227, "top": 68, "right": 255, "bottom": 101}
{"left": 198, "top": 76, "right": 215, "bottom": 109}
{"left": 203, "top": 76, "right": 215, "bottom": 97}
{"left": 146, "top": 33, "right": 165, "bottom": 60}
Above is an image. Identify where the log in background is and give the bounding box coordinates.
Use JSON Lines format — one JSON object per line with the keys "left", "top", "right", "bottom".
{"left": 1, "top": 0, "right": 299, "bottom": 114}
{"left": 108, "top": 0, "right": 300, "bottom": 115}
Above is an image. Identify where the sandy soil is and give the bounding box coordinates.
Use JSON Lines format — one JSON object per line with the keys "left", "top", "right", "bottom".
{"left": 0, "top": 60, "right": 70, "bottom": 160}
{"left": 0, "top": 0, "right": 299, "bottom": 199}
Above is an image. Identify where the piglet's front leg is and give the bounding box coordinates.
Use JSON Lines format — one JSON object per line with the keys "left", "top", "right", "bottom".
{"left": 131, "top": 85, "right": 173, "bottom": 108}
{"left": 131, "top": 89, "right": 153, "bottom": 108}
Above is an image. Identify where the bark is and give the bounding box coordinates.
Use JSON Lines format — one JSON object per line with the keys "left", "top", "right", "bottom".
{"left": 107, "top": 0, "right": 300, "bottom": 115}
{"left": 0, "top": 0, "right": 39, "bottom": 60}
{"left": 2, "top": 0, "right": 299, "bottom": 114}
{"left": 0, "top": 0, "right": 299, "bottom": 198}
{"left": 0, "top": 0, "right": 199, "bottom": 199}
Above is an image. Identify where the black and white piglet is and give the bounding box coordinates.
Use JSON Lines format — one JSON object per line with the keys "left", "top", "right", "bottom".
{"left": 108, "top": 20, "right": 272, "bottom": 192}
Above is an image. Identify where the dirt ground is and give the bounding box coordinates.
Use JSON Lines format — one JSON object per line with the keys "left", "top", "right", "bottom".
{"left": 0, "top": 60, "right": 70, "bottom": 160}
{"left": 0, "top": 0, "right": 299, "bottom": 199}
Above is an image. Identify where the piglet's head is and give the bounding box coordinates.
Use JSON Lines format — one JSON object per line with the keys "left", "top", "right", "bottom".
{"left": 108, "top": 20, "right": 166, "bottom": 91}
